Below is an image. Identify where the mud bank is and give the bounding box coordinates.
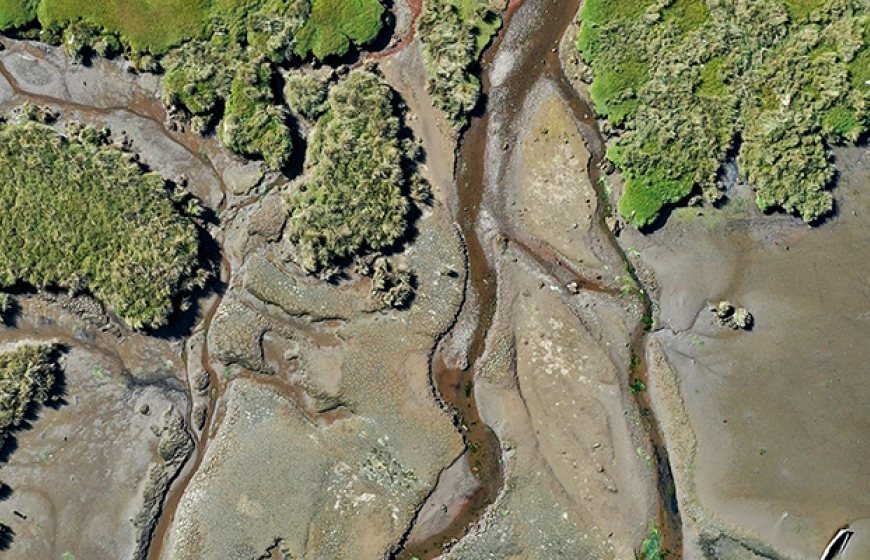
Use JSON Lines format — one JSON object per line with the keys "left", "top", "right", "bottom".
{"left": 624, "top": 148, "right": 870, "bottom": 559}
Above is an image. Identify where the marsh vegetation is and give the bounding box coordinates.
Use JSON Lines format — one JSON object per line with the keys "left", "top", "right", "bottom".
{"left": 578, "top": 0, "right": 870, "bottom": 227}
{"left": 286, "top": 70, "right": 420, "bottom": 275}
{"left": 418, "top": 0, "right": 501, "bottom": 127}
{"left": 0, "top": 118, "right": 202, "bottom": 329}
{"left": 0, "top": 0, "right": 386, "bottom": 168}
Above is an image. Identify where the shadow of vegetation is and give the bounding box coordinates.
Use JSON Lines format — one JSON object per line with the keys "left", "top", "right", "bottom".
{"left": 0, "top": 524, "right": 14, "bottom": 551}
{"left": 151, "top": 227, "right": 225, "bottom": 340}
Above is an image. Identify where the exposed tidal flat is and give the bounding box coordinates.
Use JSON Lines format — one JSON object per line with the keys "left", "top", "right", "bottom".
{"left": 0, "top": 0, "right": 867, "bottom": 559}
{"left": 623, "top": 146, "right": 870, "bottom": 559}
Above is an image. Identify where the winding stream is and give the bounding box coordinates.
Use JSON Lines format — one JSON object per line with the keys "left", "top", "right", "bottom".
{"left": 401, "top": 0, "right": 682, "bottom": 556}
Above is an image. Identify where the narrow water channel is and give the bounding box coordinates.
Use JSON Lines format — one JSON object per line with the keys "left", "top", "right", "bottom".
{"left": 401, "top": 0, "right": 683, "bottom": 556}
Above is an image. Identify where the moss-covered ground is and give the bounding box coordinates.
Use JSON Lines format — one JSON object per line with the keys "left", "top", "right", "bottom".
{"left": 294, "top": 0, "right": 384, "bottom": 59}
{"left": 0, "top": 119, "right": 201, "bottom": 329}
{"left": 578, "top": 0, "right": 870, "bottom": 227}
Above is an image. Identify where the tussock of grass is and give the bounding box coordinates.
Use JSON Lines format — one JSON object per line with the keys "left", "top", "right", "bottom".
{"left": 283, "top": 72, "right": 329, "bottom": 121}
{"left": 578, "top": 0, "right": 870, "bottom": 227}
{"left": 219, "top": 62, "right": 292, "bottom": 169}
{"left": 286, "top": 71, "right": 412, "bottom": 273}
{"left": 294, "top": 0, "right": 384, "bottom": 59}
{"left": 0, "top": 119, "right": 201, "bottom": 329}
{"left": 418, "top": 0, "right": 501, "bottom": 127}
{"left": 0, "top": 343, "right": 56, "bottom": 443}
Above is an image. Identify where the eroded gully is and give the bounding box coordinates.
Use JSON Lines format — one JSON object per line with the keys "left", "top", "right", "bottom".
{"left": 400, "top": 0, "right": 682, "bottom": 557}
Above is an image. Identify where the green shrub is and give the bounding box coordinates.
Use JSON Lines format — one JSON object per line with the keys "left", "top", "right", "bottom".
{"left": 286, "top": 71, "right": 411, "bottom": 272}
{"left": 0, "top": 120, "right": 201, "bottom": 329}
{"left": 294, "top": 0, "right": 384, "bottom": 59}
{"left": 578, "top": 0, "right": 870, "bottom": 227}
{"left": 0, "top": 344, "right": 56, "bottom": 442}
{"left": 418, "top": 0, "right": 501, "bottom": 127}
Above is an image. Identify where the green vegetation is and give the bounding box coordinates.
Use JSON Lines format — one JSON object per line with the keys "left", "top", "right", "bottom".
{"left": 284, "top": 72, "right": 329, "bottom": 121}
{"left": 4, "top": 0, "right": 385, "bottom": 167}
{"left": 34, "top": 0, "right": 209, "bottom": 54}
{"left": 639, "top": 525, "right": 664, "bottom": 560}
{"left": 0, "top": 343, "right": 56, "bottom": 443}
{"left": 578, "top": 0, "right": 870, "bottom": 227}
{"left": 370, "top": 257, "right": 413, "bottom": 308}
{"left": 2, "top": 0, "right": 384, "bottom": 58}
{"left": 294, "top": 0, "right": 384, "bottom": 59}
{"left": 418, "top": 0, "right": 501, "bottom": 127}
{"left": 286, "top": 71, "right": 414, "bottom": 273}
{"left": 161, "top": 0, "right": 308, "bottom": 165}
{"left": 0, "top": 118, "right": 201, "bottom": 329}
{"left": 219, "top": 62, "right": 292, "bottom": 169}
{"left": 0, "top": 0, "right": 37, "bottom": 29}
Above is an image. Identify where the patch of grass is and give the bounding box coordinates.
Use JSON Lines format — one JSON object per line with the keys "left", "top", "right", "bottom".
{"left": 286, "top": 71, "right": 412, "bottom": 273}
{"left": 783, "top": 0, "right": 825, "bottom": 21}
{"left": 294, "top": 0, "right": 384, "bottom": 59}
{"left": 219, "top": 62, "right": 292, "bottom": 169}
{"left": 580, "top": 0, "right": 654, "bottom": 25}
{"left": 418, "top": 0, "right": 501, "bottom": 127}
{"left": 589, "top": 60, "right": 648, "bottom": 124}
{"left": 36, "top": 0, "right": 211, "bottom": 54}
{"left": 0, "top": 0, "right": 38, "bottom": 29}
{"left": 823, "top": 103, "right": 863, "bottom": 141}
{"left": 662, "top": 0, "right": 709, "bottom": 34}
{"left": 698, "top": 56, "right": 727, "bottom": 98}
{"left": 0, "top": 118, "right": 201, "bottom": 329}
{"left": 0, "top": 344, "right": 56, "bottom": 443}
{"left": 284, "top": 72, "right": 329, "bottom": 121}
{"left": 618, "top": 167, "right": 694, "bottom": 228}
{"left": 161, "top": 0, "right": 307, "bottom": 164}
